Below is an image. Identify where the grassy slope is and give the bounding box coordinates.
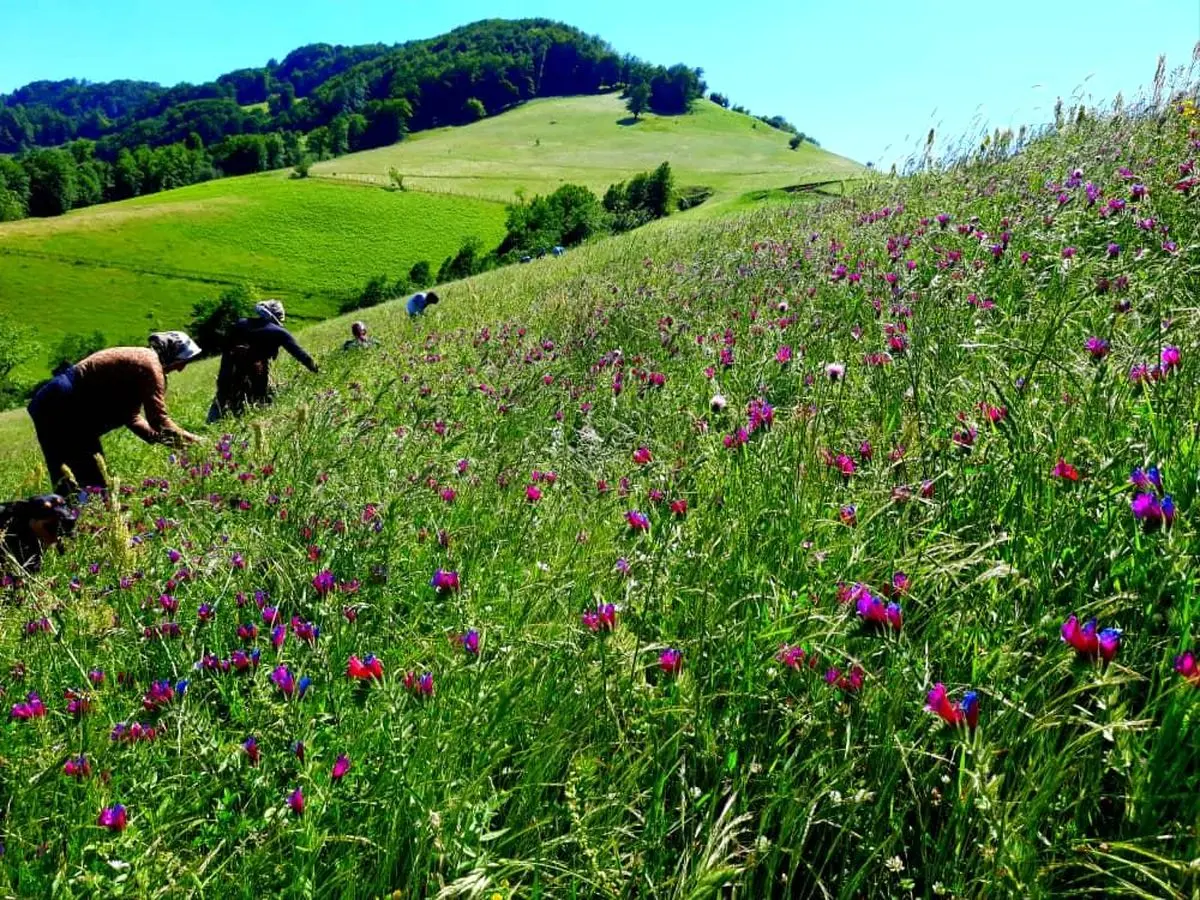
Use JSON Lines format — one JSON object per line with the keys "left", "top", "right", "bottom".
{"left": 0, "top": 95, "right": 1198, "bottom": 898}
{"left": 0, "top": 95, "right": 858, "bottom": 382}
{"left": 312, "top": 93, "right": 862, "bottom": 203}
{"left": 0, "top": 175, "right": 508, "bottom": 375}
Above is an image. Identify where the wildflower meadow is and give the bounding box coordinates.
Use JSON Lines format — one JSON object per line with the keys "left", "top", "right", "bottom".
{"left": 2, "top": 70, "right": 1200, "bottom": 899}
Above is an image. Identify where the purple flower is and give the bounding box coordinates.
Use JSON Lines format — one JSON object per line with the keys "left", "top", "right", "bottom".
{"left": 430, "top": 569, "right": 460, "bottom": 593}
{"left": 1106, "top": 242, "right": 1121, "bottom": 258}
{"left": 287, "top": 788, "right": 304, "bottom": 816}
{"left": 625, "top": 510, "right": 650, "bottom": 532}
{"left": 1085, "top": 337, "right": 1110, "bottom": 359}
{"left": 331, "top": 754, "right": 351, "bottom": 781}
{"left": 98, "top": 804, "right": 128, "bottom": 832}
{"left": 312, "top": 570, "right": 336, "bottom": 595}
{"left": 658, "top": 648, "right": 683, "bottom": 676}
{"left": 459, "top": 629, "right": 480, "bottom": 655}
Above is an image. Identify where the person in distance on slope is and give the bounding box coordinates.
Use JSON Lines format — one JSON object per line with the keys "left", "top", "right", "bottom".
{"left": 342, "top": 321, "right": 375, "bottom": 350}
{"left": 207, "top": 300, "right": 318, "bottom": 423}
{"left": 27, "top": 332, "right": 203, "bottom": 494}
{"left": 406, "top": 290, "right": 440, "bottom": 318}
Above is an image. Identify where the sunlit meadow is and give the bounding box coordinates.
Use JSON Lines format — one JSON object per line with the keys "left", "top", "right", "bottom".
{"left": 2, "top": 66, "right": 1200, "bottom": 899}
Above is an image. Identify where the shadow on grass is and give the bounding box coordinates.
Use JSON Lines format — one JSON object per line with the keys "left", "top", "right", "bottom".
{"left": 616, "top": 117, "right": 640, "bottom": 127}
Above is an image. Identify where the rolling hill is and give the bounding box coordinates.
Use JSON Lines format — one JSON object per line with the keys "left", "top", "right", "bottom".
{"left": 311, "top": 93, "right": 861, "bottom": 203}
{"left": 0, "top": 93, "right": 860, "bottom": 381}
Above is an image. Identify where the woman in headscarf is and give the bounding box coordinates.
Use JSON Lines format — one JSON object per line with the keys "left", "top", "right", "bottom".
{"left": 208, "top": 300, "right": 319, "bottom": 422}
{"left": 27, "top": 331, "right": 203, "bottom": 493}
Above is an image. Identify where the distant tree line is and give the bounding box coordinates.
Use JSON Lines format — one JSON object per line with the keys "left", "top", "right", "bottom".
{"left": 707, "top": 91, "right": 819, "bottom": 148}
{"left": 0, "top": 19, "right": 719, "bottom": 222}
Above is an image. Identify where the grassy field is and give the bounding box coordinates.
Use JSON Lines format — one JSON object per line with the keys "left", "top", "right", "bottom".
{"left": 0, "top": 83, "right": 1197, "bottom": 898}
{"left": 312, "top": 93, "right": 862, "bottom": 203}
{"left": 0, "top": 176, "right": 507, "bottom": 376}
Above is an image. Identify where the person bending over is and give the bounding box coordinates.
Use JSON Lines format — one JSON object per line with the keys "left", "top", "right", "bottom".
{"left": 208, "top": 300, "right": 318, "bottom": 422}
{"left": 27, "top": 332, "right": 203, "bottom": 493}
{"left": 406, "top": 290, "right": 440, "bottom": 318}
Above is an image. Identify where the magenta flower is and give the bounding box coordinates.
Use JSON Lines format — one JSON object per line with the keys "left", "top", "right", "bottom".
{"left": 1085, "top": 337, "right": 1109, "bottom": 360}
{"left": 525, "top": 484, "right": 543, "bottom": 503}
{"left": 312, "top": 570, "right": 336, "bottom": 595}
{"left": 270, "top": 665, "right": 310, "bottom": 698}
{"left": 347, "top": 654, "right": 384, "bottom": 681}
{"left": 1176, "top": 652, "right": 1200, "bottom": 685}
{"left": 243, "top": 736, "right": 260, "bottom": 766}
{"left": 286, "top": 788, "right": 304, "bottom": 816}
{"left": 63, "top": 755, "right": 91, "bottom": 780}
{"left": 926, "top": 683, "right": 979, "bottom": 729}
{"left": 856, "top": 589, "right": 902, "bottom": 632}
{"left": 625, "top": 510, "right": 650, "bottom": 532}
{"left": 98, "top": 804, "right": 128, "bottom": 832}
{"left": 458, "top": 629, "right": 480, "bottom": 655}
{"left": 582, "top": 603, "right": 617, "bottom": 632}
{"left": 633, "top": 446, "right": 653, "bottom": 466}
{"left": 330, "top": 753, "right": 351, "bottom": 781}
{"left": 403, "top": 671, "right": 435, "bottom": 697}
{"left": 776, "top": 345, "right": 793, "bottom": 365}
{"left": 1161, "top": 345, "right": 1182, "bottom": 373}
{"left": 1052, "top": 459, "right": 1081, "bottom": 482}
{"left": 658, "top": 648, "right": 683, "bottom": 676}
{"left": 776, "top": 644, "right": 811, "bottom": 671}
{"left": 431, "top": 569, "right": 460, "bottom": 593}
{"left": 1061, "top": 615, "right": 1121, "bottom": 663}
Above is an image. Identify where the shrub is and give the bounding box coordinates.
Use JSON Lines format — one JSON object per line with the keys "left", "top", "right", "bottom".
{"left": 48, "top": 330, "right": 106, "bottom": 373}
{"left": 189, "top": 284, "right": 258, "bottom": 355}
{"left": 408, "top": 260, "right": 432, "bottom": 288}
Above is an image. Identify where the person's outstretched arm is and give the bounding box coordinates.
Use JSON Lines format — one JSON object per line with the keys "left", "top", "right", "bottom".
{"left": 273, "top": 325, "right": 318, "bottom": 372}
{"left": 129, "top": 356, "right": 199, "bottom": 446}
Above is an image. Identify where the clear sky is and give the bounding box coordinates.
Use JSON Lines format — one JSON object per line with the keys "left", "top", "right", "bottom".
{"left": 1, "top": 0, "right": 1197, "bottom": 166}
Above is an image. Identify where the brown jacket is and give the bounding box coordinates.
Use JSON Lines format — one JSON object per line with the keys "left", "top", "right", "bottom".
{"left": 72, "top": 347, "right": 196, "bottom": 444}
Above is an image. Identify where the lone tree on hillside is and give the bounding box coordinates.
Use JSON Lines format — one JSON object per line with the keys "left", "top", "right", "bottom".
{"left": 789, "top": 134, "right": 803, "bottom": 150}
{"left": 627, "top": 83, "right": 650, "bottom": 120}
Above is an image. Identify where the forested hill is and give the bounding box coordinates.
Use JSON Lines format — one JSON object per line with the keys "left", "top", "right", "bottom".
{"left": 0, "top": 20, "right": 631, "bottom": 153}
{"left": 0, "top": 18, "right": 716, "bottom": 222}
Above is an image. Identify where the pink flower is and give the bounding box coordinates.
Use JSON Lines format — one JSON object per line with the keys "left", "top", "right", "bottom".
{"left": 347, "top": 654, "right": 384, "bottom": 681}
{"left": 98, "top": 804, "right": 128, "bottom": 832}
{"left": 776, "top": 345, "right": 793, "bottom": 365}
{"left": 1052, "top": 459, "right": 1080, "bottom": 481}
{"left": 658, "top": 648, "right": 683, "bottom": 676}
{"left": 525, "top": 484, "right": 542, "bottom": 503}
{"left": 926, "top": 683, "right": 979, "bottom": 729}
{"left": 633, "top": 446, "right": 653, "bottom": 466}
{"left": 582, "top": 603, "right": 617, "bottom": 632}
{"left": 331, "top": 754, "right": 351, "bottom": 781}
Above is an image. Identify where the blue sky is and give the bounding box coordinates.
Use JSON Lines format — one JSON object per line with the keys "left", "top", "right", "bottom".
{"left": 1, "top": 0, "right": 1197, "bottom": 165}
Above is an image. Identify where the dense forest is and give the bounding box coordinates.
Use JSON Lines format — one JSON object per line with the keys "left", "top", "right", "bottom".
{"left": 0, "top": 19, "right": 715, "bottom": 222}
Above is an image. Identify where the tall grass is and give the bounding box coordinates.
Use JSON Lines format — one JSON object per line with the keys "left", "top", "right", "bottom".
{"left": 1, "top": 73, "right": 1199, "bottom": 899}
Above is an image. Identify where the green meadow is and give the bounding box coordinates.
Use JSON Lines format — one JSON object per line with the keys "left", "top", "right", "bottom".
{"left": 313, "top": 93, "right": 860, "bottom": 203}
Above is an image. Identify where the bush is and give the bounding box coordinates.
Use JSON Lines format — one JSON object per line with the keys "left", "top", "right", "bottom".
{"left": 789, "top": 134, "right": 803, "bottom": 151}
{"left": 408, "top": 260, "right": 432, "bottom": 288}
{"left": 48, "top": 330, "right": 106, "bottom": 373}
{"left": 292, "top": 156, "right": 311, "bottom": 178}
{"left": 340, "top": 274, "right": 409, "bottom": 313}
{"left": 189, "top": 284, "right": 258, "bottom": 355}
{"left": 463, "top": 98, "right": 487, "bottom": 122}
{"left": 438, "top": 237, "right": 487, "bottom": 283}
{"left": 499, "top": 183, "right": 605, "bottom": 258}
{"left": 603, "top": 162, "right": 674, "bottom": 232}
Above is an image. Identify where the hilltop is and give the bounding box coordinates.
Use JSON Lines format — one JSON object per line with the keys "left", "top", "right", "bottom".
{"left": 312, "top": 93, "right": 860, "bottom": 204}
